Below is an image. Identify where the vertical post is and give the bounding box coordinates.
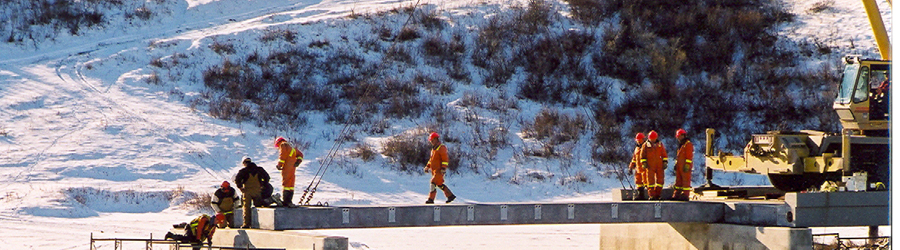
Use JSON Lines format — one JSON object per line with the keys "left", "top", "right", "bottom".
{"left": 868, "top": 226, "right": 879, "bottom": 246}
{"left": 842, "top": 129, "right": 852, "bottom": 176}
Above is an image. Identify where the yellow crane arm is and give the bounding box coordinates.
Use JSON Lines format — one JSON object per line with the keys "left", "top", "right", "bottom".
{"left": 862, "top": 0, "right": 891, "bottom": 60}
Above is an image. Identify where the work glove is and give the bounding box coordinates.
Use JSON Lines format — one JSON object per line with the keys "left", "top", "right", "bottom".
{"left": 663, "top": 160, "right": 668, "bottom": 170}
{"left": 423, "top": 166, "right": 429, "bottom": 173}
{"left": 276, "top": 165, "right": 283, "bottom": 171}
{"left": 683, "top": 165, "right": 690, "bottom": 173}
{"left": 641, "top": 162, "right": 649, "bottom": 169}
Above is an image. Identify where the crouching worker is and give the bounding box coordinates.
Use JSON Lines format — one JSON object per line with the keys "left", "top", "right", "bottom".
{"left": 165, "top": 214, "right": 216, "bottom": 250}
{"left": 210, "top": 181, "right": 238, "bottom": 228}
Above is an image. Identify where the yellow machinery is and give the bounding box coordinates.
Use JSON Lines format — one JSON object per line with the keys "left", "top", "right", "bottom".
{"left": 704, "top": 0, "right": 891, "bottom": 192}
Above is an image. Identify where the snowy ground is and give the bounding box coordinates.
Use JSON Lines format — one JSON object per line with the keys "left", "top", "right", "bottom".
{"left": 0, "top": 0, "right": 894, "bottom": 249}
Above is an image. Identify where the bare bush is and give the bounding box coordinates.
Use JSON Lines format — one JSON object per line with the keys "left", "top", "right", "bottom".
{"left": 210, "top": 40, "right": 236, "bottom": 55}
{"left": 458, "top": 91, "right": 481, "bottom": 108}
{"left": 180, "top": 192, "right": 213, "bottom": 213}
{"left": 132, "top": 6, "right": 152, "bottom": 20}
{"left": 522, "top": 108, "right": 586, "bottom": 145}
{"left": 415, "top": 74, "right": 453, "bottom": 95}
{"left": 808, "top": 0, "right": 834, "bottom": 13}
{"left": 382, "top": 133, "right": 431, "bottom": 172}
{"left": 397, "top": 26, "right": 421, "bottom": 42}
{"left": 350, "top": 143, "right": 376, "bottom": 162}
{"left": 146, "top": 71, "right": 161, "bottom": 85}
{"left": 418, "top": 10, "right": 444, "bottom": 30}
{"left": 260, "top": 28, "right": 298, "bottom": 43}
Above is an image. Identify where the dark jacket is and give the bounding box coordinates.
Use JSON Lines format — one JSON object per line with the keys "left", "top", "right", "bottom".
{"left": 210, "top": 186, "right": 237, "bottom": 213}
{"left": 235, "top": 162, "right": 269, "bottom": 195}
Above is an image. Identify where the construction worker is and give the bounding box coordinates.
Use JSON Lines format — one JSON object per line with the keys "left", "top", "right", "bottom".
{"left": 640, "top": 130, "right": 668, "bottom": 200}
{"left": 274, "top": 137, "right": 303, "bottom": 207}
{"left": 210, "top": 181, "right": 238, "bottom": 228}
{"left": 672, "top": 129, "right": 693, "bottom": 201}
{"left": 423, "top": 132, "right": 456, "bottom": 204}
{"left": 628, "top": 133, "right": 648, "bottom": 200}
{"left": 235, "top": 157, "right": 270, "bottom": 229}
{"left": 165, "top": 214, "right": 216, "bottom": 250}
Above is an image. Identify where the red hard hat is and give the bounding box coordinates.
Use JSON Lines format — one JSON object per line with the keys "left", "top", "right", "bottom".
{"left": 429, "top": 132, "right": 440, "bottom": 141}
{"left": 221, "top": 181, "right": 230, "bottom": 188}
{"left": 635, "top": 133, "right": 645, "bottom": 142}
{"left": 648, "top": 130, "right": 658, "bottom": 141}
{"left": 676, "top": 129, "right": 687, "bottom": 138}
{"left": 274, "top": 137, "right": 286, "bottom": 148}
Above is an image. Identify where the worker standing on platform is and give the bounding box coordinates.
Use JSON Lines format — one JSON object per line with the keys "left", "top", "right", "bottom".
{"left": 274, "top": 137, "right": 303, "bottom": 207}
{"left": 424, "top": 132, "right": 456, "bottom": 204}
{"left": 210, "top": 181, "right": 238, "bottom": 228}
{"left": 672, "top": 129, "right": 694, "bottom": 201}
{"left": 629, "top": 133, "right": 648, "bottom": 200}
{"left": 235, "top": 157, "right": 270, "bottom": 228}
{"left": 640, "top": 130, "right": 668, "bottom": 200}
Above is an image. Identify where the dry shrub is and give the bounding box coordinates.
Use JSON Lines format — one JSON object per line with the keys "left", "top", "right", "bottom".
{"left": 210, "top": 40, "right": 235, "bottom": 55}
{"left": 385, "top": 96, "right": 428, "bottom": 118}
{"left": 385, "top": 46, "right": 414, "bottom": 64}
{"left": 146, "top": 71, "right": 161, "bottom": 85}
{"left": 415, "top": 74, "right": 453, "bottom": 95}
{"left": 397, "top": 26, "right": 420, "bottom": 42}
{"left": 382, "top": 133, "right": 431, "bottom": 172}
{"left": 418, "top": 10, "right": 444, "bottom": 30}
{"left": 133, "top": 6, "right": 152, "bottom": 20}
{"left": 350, "top": 143, "right": 376, "bottom": 162}
{"left": 458, "top": 91, "right": 481, "bottom": 108}
{"left": 807, "top": 0, "right": 834, "bottom": 13}
{"left": 260, "top": 28, "right": 297, "bottom": 43}
{"left": 180, "top": 192, "right": 213, "bottom": 213}
{"left": 522, "top": 108, "right": 586, "bottom": 145}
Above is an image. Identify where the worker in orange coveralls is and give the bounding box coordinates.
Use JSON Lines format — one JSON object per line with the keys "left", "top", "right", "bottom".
{"left": 423, "top": 132, "right": 456, "bottom": 204}
{"left": 640, "top": 130, "right": 668, "bottom": 200}
{"left": 274, "top": 137, "right": 303, "bottom": 207}
{"left": 628, "top": 133, "right": 648, "bottom": 200}
{"left": 672, "top": 129, "right": 694, "bottom": 201}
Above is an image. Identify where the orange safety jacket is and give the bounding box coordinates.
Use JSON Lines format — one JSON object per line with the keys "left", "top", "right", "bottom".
{"left": 277, "top": 142, "right": 303, "bottom": 190}
{"left": 427, "top": 144, "right": 449, "bottom": 185}
{"left": 640, "top": 140, "right": 668, "bottom": 184}
{"left": 629, "top": 145, "right": 642, "bottom": 170}
{"left": 675, "top": 141, "right": 693, "bottom": 173}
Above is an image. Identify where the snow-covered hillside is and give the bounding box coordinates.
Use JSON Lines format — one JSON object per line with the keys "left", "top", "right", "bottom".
{"left": 0, "top": 0, "right": 892, "bottom": 249}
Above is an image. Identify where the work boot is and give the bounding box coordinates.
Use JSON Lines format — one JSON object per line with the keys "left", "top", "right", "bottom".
{"left": 164, "top": 232, "right": 174, "bottom": 240}
{"left": 425, "top": 199, "right": 435, "bottom": 204}
{"left": 283, "top": 190, "right": 296, "bottom": 207}
{"left": 446, "top": 195, "right": 456, "bottom": 203}
{"left": 634, "top": 187, "right": 647, "bottom": 200}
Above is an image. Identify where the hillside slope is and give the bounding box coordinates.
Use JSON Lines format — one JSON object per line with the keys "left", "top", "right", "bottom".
{"left": 0, "top": 0, "right": 891, "bottom": 249}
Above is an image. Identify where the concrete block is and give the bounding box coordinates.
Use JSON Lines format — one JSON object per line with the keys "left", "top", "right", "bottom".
{"left": 784, "top": 191, "right": 890, "bottom": 227}
{"left": 212, "top": 229, "right": 348, "bottom": 250}
{"left": 599, "top": 223, "right": 813, "bottom": 250}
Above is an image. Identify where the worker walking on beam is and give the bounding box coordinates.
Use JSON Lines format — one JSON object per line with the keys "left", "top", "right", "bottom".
{"left": 629, "top": 133, "right": 648, "bottom": 200}
{"left": 424, "top": 132, "right": 456, "bottom": 204}
{"left": 640, "top": 130, "right": 668, "bottom": 200}
{"left": 672, "top": 129, "right": 693, "bottom": 201}
{"left": 274, "top": 137, "right": 303, "bottom": 207}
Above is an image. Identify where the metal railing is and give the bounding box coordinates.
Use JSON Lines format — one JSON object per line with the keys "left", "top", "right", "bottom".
{"left": 812, "top": 233, "right": 891, "bottom": 250}
{"left": 90, "top": 233, "right": 285, "bottom": 250}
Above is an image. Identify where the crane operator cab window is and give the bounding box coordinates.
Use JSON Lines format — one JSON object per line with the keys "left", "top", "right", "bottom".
{"left": 869, "top": 67, "right": 890, "bottom": 120}
{"left": 836, "top": 63, "right": 890, "bottom": 121}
